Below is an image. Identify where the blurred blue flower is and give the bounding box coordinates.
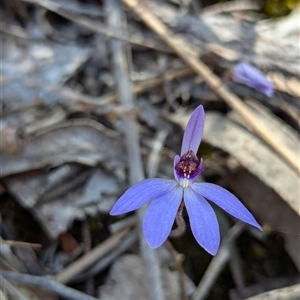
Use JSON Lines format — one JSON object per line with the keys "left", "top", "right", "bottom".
{"left": 233, "top": 62, "right": 273, "bottom": 97}
{"left": 110, "top": 105, "right": 262, "bottom": 255}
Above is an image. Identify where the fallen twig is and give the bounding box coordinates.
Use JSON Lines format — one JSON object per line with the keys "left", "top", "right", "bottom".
{"left": 0, "top": 271, "right": 99, "bottom": 300}
{"left": 191, "top": 222, "right": 246, "bottom": 300}
{"left": 56, "top": 227, "right": 130, "bottom": 284}
{"left": 202, "top": 0, "right": 262, "bottom": 15}
{"left": 165, "top": 241, "right": 188, "bottom": 300}
{"left": 106, "top": 1, "right": 165, "bottom": 299}
{"left": 69, "top": 229, "right": 138, "bottom": 284}
{"left": 1, "top": 240, "right": 41, "bottom": 250}
{"left": 0, "top": 275, "right": 28, "bottom": 300}
{"left": 0, "top": 22, "right": 37, "bottom": 39}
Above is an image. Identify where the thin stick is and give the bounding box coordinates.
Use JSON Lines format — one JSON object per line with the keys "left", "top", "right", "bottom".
{"left": 1, "top": 240, "right": 41, "bottom": 250}
{"left": 0, "top": 271, "right": 99, "bottom": 300}
{"left": 106, "top": 1, "right": 165, "bottom": 300}
{"left": 69, "top": 229, "right": 138, "bottom": 284}
{"left": 0, "top": 22, "right": 36, "bottom": 40}
{"left": 56, "top": 227, "right": 130, "bottom": 284}
{"left": 165, "top": 241, "right": 188, "bottom": 300}
{"left": 146, "top": 129, "right": 169, "bottom": 178}
{"left": 191, "top": 222, "right": 245, "bottom": 300}
{"left": 82, "top": 220, "right": 94, "bottom": 295}
{"left": 170, "top": 211, "right": 186, "bottom": 238}
{"left": 229, "top": 249, "right": 246, "bottom": 298}
{"left": 203, "top": 0, "right": 261, "bottom": 15}
{"left": 0, "top": 275, "right": 28, "bottom": 300}
{"left": 122, "top": 0, "right": 299, "bottom": 174}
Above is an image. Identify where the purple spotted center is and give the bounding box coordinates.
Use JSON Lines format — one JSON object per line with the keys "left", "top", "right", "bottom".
{"left": 175, "top": 150, "right": 204, "bottom": 187}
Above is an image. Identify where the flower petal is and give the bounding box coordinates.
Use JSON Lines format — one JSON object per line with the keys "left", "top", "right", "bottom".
{"left": 110, "top": 178, "right": 178, "bottom": 215}
{"left": 233, "top": 62, "right": 273, "bottom": 97}
{"left": 192, "top": 183, "right": 262, "bottom": 230}
{"left": 184, "top": 188, "right": 220, "bottom": 255}
{"left": 143, "top": 186, "right": 183, "bottom": 248}
{"left": 181, "top": 105, "right": 205, "bottom": 155}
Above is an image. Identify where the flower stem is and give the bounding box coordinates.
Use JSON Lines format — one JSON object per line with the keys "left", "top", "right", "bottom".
{"left": 170, "top": 204, "right": 186, "bottom": 238}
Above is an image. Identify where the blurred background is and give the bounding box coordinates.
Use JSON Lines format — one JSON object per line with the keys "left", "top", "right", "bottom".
{"left": 1, "top": 0, "right": 299, "bottom": 299}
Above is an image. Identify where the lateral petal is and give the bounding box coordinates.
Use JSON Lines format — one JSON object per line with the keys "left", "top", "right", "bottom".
{"left": 110, "top": 178, "right": 178, "bottom": 215}
{"left": 143, "top": 186, "right": 183, "bottom": 248}
{"left": 181, "top": 105, "right": 205, "bottom": 155}
{"left": 192, "top": 183, "right": 262, "bottom": 230}
{"left": 184, "top": 188, "right": 220, "bottom": 255}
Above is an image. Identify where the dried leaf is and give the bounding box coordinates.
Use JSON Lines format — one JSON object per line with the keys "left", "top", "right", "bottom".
{"left": 1, "top": 35, "right": 91, "bottom": 111}
{"left": 245, "top": 283, "right": 300, "bottom": 300}
{"left": 226, "top": 170, "right": 300, "bottom": 270}
{"left": 5, "top": 168, "right": 122, "bottom": 239}
{"left": 1, "top": 125, "right": 125, "bottom": 177}
{"left": 206, "top": 113, "right": 299, "bottom": 213}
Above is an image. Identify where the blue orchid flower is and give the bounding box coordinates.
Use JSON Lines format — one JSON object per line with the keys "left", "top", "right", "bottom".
{"left": 110, "top": 105, "right": 262, "bottom": 255}
{"left": 233, "top": 62, "right": 273, "bottom": 97}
